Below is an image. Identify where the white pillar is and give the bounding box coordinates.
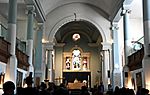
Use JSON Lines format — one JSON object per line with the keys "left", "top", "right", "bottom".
{"left": 121, "top": 8, "right": 132, "bottom": 88}
{"left": 111, "top": 22, "right": 123, "bottom": 89}
{"left": 5, "top": 0, "right": 17, "bottom": 87}
{"left": 47, "top": 50, "right": 53, "bottom": 82}
{"left": 44, "top": 43, "right": 54, "bottom": 82}
{"left": 101, "top": 42, "right": 112, "bottom": 91}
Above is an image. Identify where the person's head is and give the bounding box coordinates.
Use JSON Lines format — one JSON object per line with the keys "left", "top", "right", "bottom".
{"left": 25, "top": 76, "right": 33, "bottom": 87}
{"left": 3, "top": 81, "right": 15, "bottom": 95}
{"left": 40, "top": 82, "right": 47, "bottom": 90}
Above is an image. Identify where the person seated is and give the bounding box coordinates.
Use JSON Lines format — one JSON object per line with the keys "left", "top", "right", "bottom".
{"left": 2, "top": 81, "right": 15, "bottom": 95}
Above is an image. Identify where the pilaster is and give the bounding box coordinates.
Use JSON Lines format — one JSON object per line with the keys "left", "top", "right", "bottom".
{"left": 101, "top": 42, "right": 112, "bottom": 91}
{"left": 43, "top": 43, "right": 54, "bottom": 82}
{"left": 121, "top": 7, "right": 132, "bottom": 88}
{"left": 34, "top": 24, "right": 44, "bottom": 86}
{"left": 111, "top": 22, "right": 123, "bottom": 89}
{"left": 26, "top": 5, "right": 35, "bottom": 74}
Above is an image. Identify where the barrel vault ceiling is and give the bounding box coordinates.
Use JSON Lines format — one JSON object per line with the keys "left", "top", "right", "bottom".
{"left": 0, "top": 0, "right": 142, "bottom": 44}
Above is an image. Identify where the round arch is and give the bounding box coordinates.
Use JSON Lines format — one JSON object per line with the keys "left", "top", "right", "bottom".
{"left": 48, "top": 15, "right": 107, "bottom": 44}
{"left": 45, "top": 2, "right": 111, "bottom": 44}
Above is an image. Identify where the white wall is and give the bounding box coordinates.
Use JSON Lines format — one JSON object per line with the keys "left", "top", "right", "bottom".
{"left": 0, "top": 15, "right": 7, "bottom": 27}
{"left": 16, "top": 20, "right": 27, "bottom": 41}
{"left": 118, "top": 17, "right": 143, "bottom": 57}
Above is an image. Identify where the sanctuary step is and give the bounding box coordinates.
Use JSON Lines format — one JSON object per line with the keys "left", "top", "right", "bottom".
{"left": 69, "top": 89, "right": 81, "bottom": 95}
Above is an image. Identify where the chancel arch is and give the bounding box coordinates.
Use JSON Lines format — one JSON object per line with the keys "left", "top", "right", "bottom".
{"left": 53, "top": 18, "right": 107, "bottom": 88}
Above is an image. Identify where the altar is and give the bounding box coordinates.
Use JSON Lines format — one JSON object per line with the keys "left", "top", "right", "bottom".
{"left": 68, "top": 82, "right": 85, "bottom": 89}
{"left": 63, "top": 71, "right": 91, "bottom": 88}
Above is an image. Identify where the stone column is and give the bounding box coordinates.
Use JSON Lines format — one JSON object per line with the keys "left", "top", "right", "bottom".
{"left": 142, "top": 0, "right": 150, "bottom": 90}
{"left": 5, "top": 0, "right": 17, "bottom": 86}
{"left": 45, "top": 43, "right": 54, "bottom": 82}
{"left": 111, "top": 22, "right": 123, "bottom": 89}
{"left": 34, "top": 24, "right": 43, "bottom": 86}
{"left": 46, "top": 49, "right": 53, "bottom": 82}
{"left": 121, "top": 8, "right": 132, "bottom": 87}
{"left": 101, "top": 42, "right": 112, "bottom": 91}
{"left": 26, "top": 5, "right": 35, "bottom": 74}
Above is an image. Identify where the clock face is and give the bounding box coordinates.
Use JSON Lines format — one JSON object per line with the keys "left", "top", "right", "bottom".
{"left": 133, "top": 42, "right": 143, "bottom": 51}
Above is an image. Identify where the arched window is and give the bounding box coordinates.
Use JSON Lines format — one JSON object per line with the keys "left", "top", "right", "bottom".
{"left": 72, "top": 49, "right": 81, "bottom": 70}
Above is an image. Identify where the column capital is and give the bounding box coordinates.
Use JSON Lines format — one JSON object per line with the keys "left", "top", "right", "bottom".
{"left": 37, "top": 23, "right": 44, "bottom": 31}
{"left": 26, "top": 4, "right": 36, "bottom": 15}
{"left": 44, "top": 42, "right": 54, "bottom": 50}
{"left": 110, "top": 23, "right": 119, "bottom": 31}
{"left": 101, "top": 42, "right": 112, "bottom": 50}
{"left": 121, "top": 8, "right": 131, "bottom": 16}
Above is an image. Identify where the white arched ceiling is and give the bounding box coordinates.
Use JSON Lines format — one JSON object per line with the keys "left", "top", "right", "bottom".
{"left": 45, "top": 3, "right": 111, "bottom": 43}
{"left": 39, "top": 0, "right": 122, "bottom": 17}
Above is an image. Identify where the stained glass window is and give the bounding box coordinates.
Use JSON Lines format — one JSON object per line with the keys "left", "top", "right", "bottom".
{"left": 72, "top": 49, "right": 81, "bottom": 70}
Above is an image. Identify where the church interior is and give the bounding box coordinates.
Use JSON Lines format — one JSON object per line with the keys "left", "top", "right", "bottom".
{"left": 0, "top": 0, "right": 150, "bottom": 94}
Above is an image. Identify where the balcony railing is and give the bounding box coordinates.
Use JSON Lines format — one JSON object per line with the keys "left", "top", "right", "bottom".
{"left": 0, "top": 37, "right": 11, "bottom": 63}
{"left": 0, "top": 24, "right": 8, "bottom": 41}
{"left": 16, "top": 48, "right": 29, "bottom": 71}
{"left": 0, "top": 24, "right": 29, "bottom": 70}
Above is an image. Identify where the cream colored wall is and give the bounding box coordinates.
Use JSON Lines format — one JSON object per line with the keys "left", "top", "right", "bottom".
{"left": 90, "top": 49, "right": 101, "bottom": 87}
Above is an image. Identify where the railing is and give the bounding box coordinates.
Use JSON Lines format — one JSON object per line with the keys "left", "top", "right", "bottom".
{"left": 0, "top": 24, "right": 8, "bottom": 41}
{"left": 16, "top": 48, "right": 29, "bottom": 71}
{"left": 0, "top": 24, "right": 29, "bottom": 70}
{"left": 0, "top": 37, "right": 11, "bottom": 63}
{"left": 0, "top": 24, "right": 26, "bottom": 53}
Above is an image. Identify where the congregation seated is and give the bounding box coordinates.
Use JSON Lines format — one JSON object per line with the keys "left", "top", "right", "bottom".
{"left": 4, "top": 78, "right": 149, "bottom": 95}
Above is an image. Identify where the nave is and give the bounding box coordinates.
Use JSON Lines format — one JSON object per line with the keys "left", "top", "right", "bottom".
{"left": 0, "top": 0, "right": 150, "bottom": 95}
